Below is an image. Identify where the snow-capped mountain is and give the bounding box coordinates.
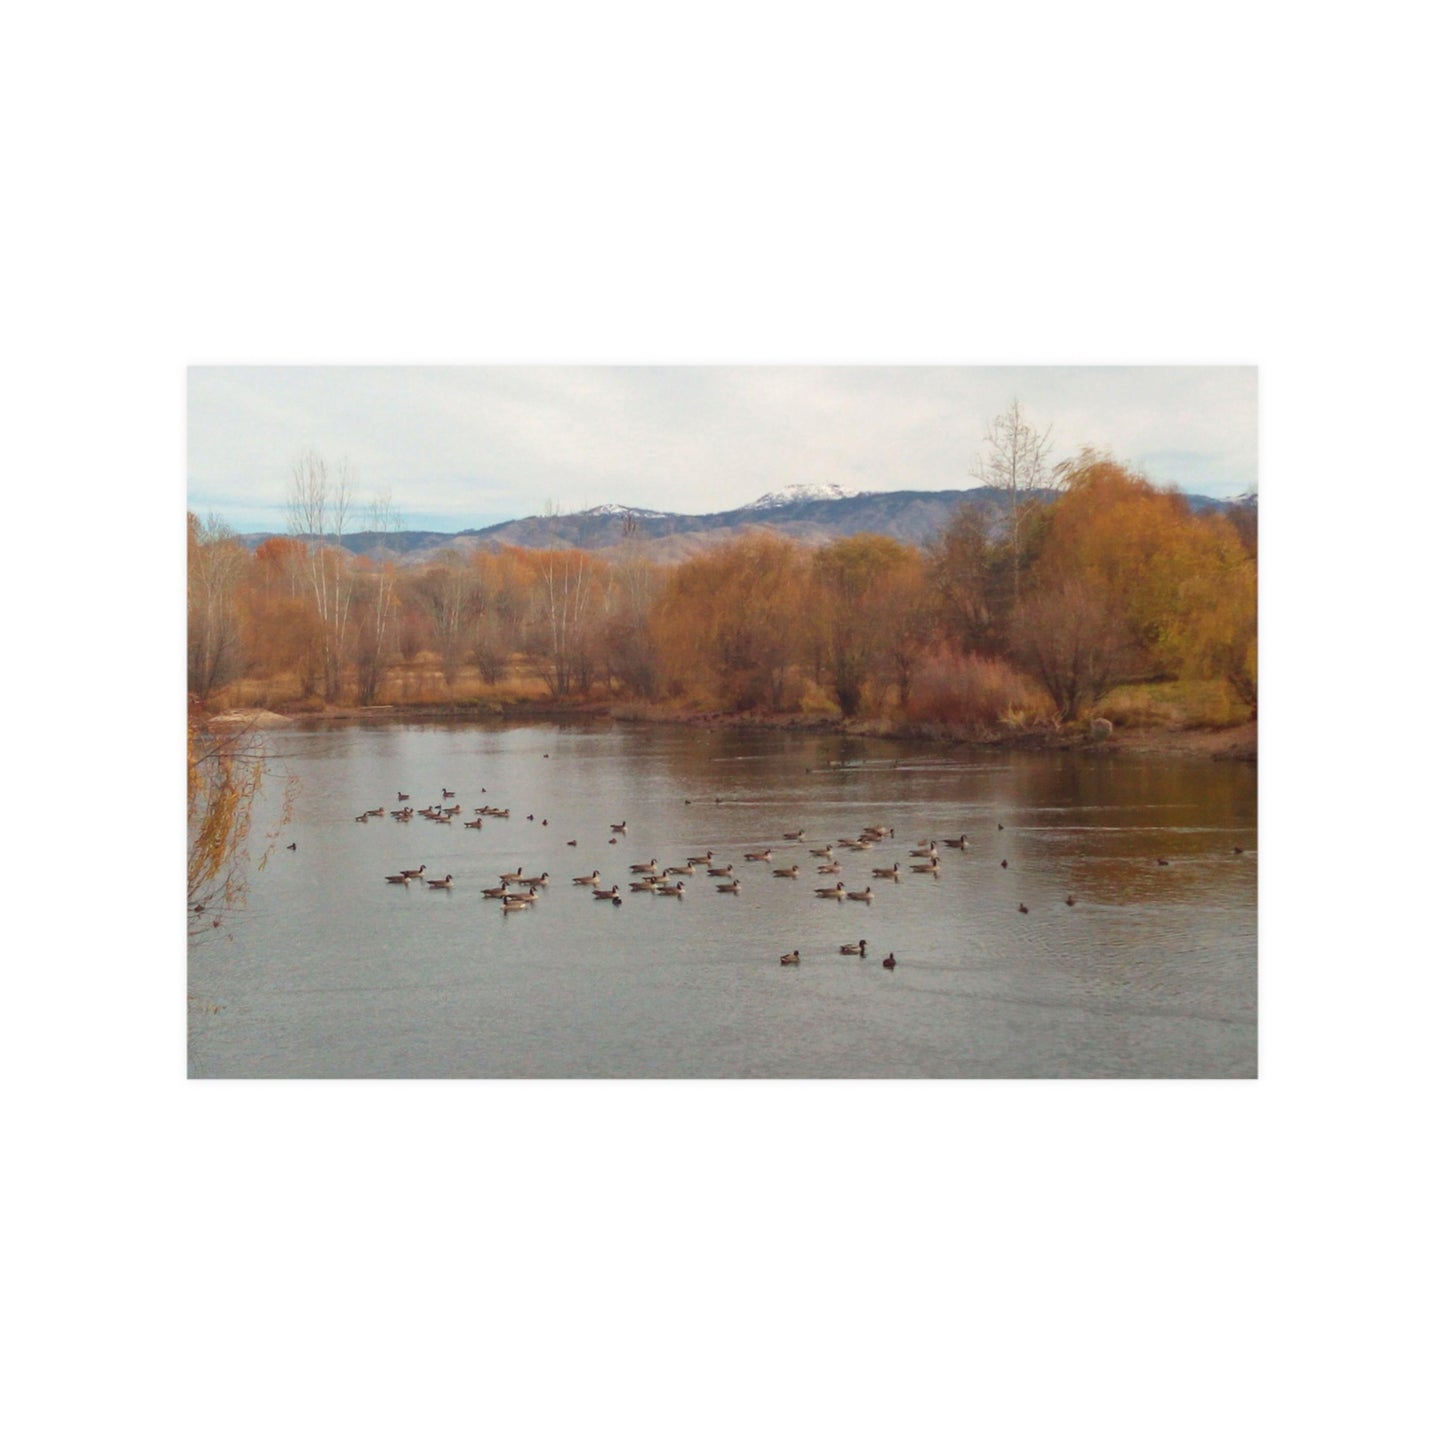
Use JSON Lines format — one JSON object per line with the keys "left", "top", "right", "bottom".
{"left": 748, "top": 482, "right": 866, "bottom": 509}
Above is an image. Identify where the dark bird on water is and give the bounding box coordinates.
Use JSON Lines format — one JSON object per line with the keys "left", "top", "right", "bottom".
{"left": 1001, "top": 859, "right": 1008, "bottom": 868}
{"left": 882, "top": 953, "right": 897, "bottom": 970}
{"left": 1018, "top": 903, "right": 1029, "bottom": 914}
{"left": 1066, "top": 894, "right": 1077, "bottom": 906}
{"left": 286, "top": 842, "right": 296, "bottom": 851}
{"left": 1157, "top": 858, "right": 1170, "bottom": 866}
{"left": 780, "top": 950, "right": 800, "bottom": 967}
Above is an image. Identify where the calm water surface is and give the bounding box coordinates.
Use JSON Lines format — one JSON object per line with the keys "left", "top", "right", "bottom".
{"left": 187, "top": 721, "right": 1257, "bottom": 1078}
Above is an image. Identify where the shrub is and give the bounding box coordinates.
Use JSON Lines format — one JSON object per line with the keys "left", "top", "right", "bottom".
{"left": 902, "top": 651, "right": 1044, "bottom": 729}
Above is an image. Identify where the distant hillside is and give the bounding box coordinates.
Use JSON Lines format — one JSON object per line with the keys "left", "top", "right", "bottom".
{"left": 244, "top": 484, "right": 1248, "bottom": 565}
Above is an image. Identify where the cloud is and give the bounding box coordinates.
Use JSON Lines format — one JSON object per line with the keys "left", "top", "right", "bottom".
{"left": 188, "top": 365, "right": 1257, "bottom": 531}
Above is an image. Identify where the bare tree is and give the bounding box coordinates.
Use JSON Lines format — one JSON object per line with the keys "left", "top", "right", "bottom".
{"left": 972, "top": 399, "right": 1055, "bottom": 602}
{"left": 351, "top": 492, "right": 404, "bottom": 705}
{"left": 523, "top": 549, "right": 600, "bottom": 698}
{"left": 286, "top": 450, "right": 355, "bottom": 700}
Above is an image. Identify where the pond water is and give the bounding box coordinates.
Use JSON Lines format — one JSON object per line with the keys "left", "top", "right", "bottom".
{"left": 187, "top": 720, "right": 1257, "bottom": 1078}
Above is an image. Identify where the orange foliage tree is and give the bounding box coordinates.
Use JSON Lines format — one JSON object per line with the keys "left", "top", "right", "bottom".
{"left": 653, "top": 532, "right": 809, "bottom": 709}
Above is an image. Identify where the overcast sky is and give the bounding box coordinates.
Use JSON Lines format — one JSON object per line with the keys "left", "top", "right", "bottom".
{"left": 187, "top": 365, "right": 1256, "bottom": 533}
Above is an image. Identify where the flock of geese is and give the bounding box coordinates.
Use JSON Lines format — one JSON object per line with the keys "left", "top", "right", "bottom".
{"left": 357, "top": 785, "right": 1089, "bottom": 972}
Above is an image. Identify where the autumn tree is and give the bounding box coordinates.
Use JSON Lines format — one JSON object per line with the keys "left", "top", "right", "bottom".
{"left": 654, "top": 532, "right": 808, "bottom": 710}
{"left": 187, "top": 712, "right": 295, "bottom": 937}
{"left": 469, "top": 548, "right": 528, "bottom": 686}
{"left": 927, "top": 505, "right": 1009, "bottom": 655}
{"left": 1010, "top": 574, "right": 1128, "bottom": 722}
{"left": 601, "top": 549, "right": 663, "bottom": 699}
{"left": 1034, "top": 451, "right": 1256, "bottom": 690}
{"left": 812, "top": 534, "right": 923, "bottom": 717}
{"left": 409, "top": 550, "right": 480, "bottom": 686}
{"left": 187, "top": 512, "right": 248, "bottom": 702}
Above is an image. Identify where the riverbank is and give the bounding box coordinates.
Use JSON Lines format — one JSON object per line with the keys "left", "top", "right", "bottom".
{"left": 208, "top": 699, "right": 1255, "bottom": 761}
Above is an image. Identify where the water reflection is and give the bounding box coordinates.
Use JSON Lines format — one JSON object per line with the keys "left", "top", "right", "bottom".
{"left": 189, "top": 720, "right": 1256, "bottom": 1079}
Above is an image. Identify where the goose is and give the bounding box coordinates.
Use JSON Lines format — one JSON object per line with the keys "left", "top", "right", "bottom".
{"left": 520, "top": 872, "right": 550, "bottom": 888}
{"left": 592, "top": 884, "right": 621, "bottom": 901}
{"left": 397, "top": 792, "right": 409, "bottom": 801}
{"left": 686, "top": 850, "right": 714, "bottom": 865}
{"left": 840, "top": 940, "right": 867, "bottom": 956}
{"left": 464, "top": 818, "right": 483, "bottom": 829}
{"left": 492, "top": 809, "right": 510, "bottom": 819}
{"left": 942, "top": 834, "right": 969, "bottom": 849}
{"left": 846, "top": 886, "right": 874, "bottom": 903}
{"left": 630, "top": 878, "right": 659, "bottom": 892}
{"left": 814, "top": 882, "right": 846, "bottom": 899}
{"left": 610, "top": 821, "right": 627, "bottom": 833}
{"left": 815, "top": 861, "right": 842, "bottom": 875}
{"left": 1018, "top": 902, "right": 1029, "bottom": 914}
{"left": 400, "top": 866, "right": 427, "bottom": 879}
{"left": 500, "top": 866, "right": 526, "bottom": 884}
{"left": 286, "top": 842, "right": 297, "bottom": 850}
{"left": 771, "top": 864, "right": 800, "bottom": 878}
{"left": 872, "top": 863, "right": 900, "bottom": 880}
{"left": 441, "top": 788, "right": 455, "bottom": 798}
{"left": 367, "top": 807, "right": 385, "bottom": 817}
{"left": 355, "top": 813, "right": 370, "bottom": 823}
{"left": 1066, "top": 894, "right": 1077, "bottom": 906}
{"left": 715, "top": 878, "right": 741, "bottom": 893}
{"left": 664, "top": 863, "right": 695, "bottom": 876}
{"left": 909, "top": 842, "right": 938, "bottom": 858}
{"left": 500, "top": 896, "right": 532, "bottom": 911}
{"left": 481, "top": 884, "right": 509, "bottom": 898}
{"left": 426, "top": 874, "right": 454, "bottom": 889}
{"left": 384, "top": 874, "right": 409, "bottom": 884}
{"left": 706, "top": 863, "right": 734, "bottom": 877}
{"left": 779, "top": 950, "right": 800, "bottom": 967}
{"left": 782, "top": 829, "right": 805, "bottom": 841}
{"left": 630, "top": 858, "right": 661, "bottom": 875}
{"left": 435, "top": 814, "right": 452, "bottom": 825}
{"left": 567, "top": 839, "right": 578, "bottom": 847}
{"left": 573, "top": 870, "right": 601, "bottom": 887}
{"left": 910, "top": 859, "right": 940, "bottom": 874}
{"left": 743, "top": 848, "right": 772, "bottom": 862}
{"left": 655, "top": 880, "right": 685, "bottom": 897}
{"left": 882, "top": 953, "right": 897, "bottom": 970}
{"left": 845, "top": 838, "right": 874, "bottom": 851}
{"left": 809, "top": 844, "right": 834, "bottom": 858}
{"left": 503, "top": 887, "right": 540, "bottom": 904}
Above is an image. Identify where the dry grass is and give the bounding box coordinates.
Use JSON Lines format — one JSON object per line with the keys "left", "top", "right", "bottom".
{"left": 1100, "top": 678, "right": 1250, "bottom": 729}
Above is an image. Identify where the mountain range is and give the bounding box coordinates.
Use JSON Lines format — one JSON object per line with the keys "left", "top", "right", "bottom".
{"left": 245, "top": 482, "right": 1252, "bottom": 567}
